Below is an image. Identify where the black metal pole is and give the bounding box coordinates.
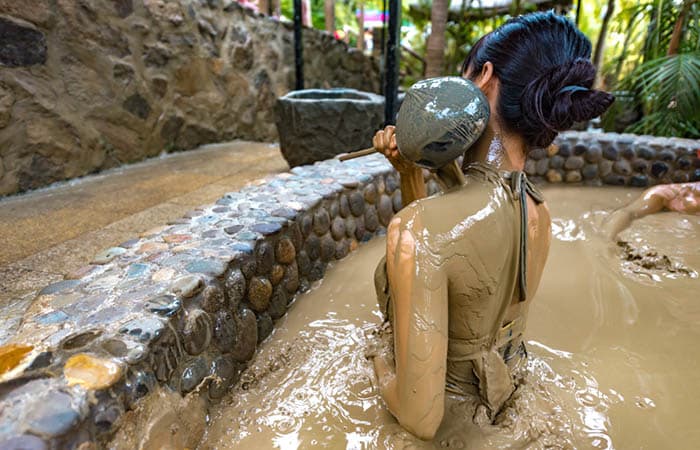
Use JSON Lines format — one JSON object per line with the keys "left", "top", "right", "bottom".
{"left": 384, "top": 0, "right": 400, "bottom": 125}
{"left": 380, "top": 0, "right": 387, "bottom": 95}
{"left": 575, "top": 0, "right": 582, "bottom": 26}
{"left": 293, "top": 0, "right": 304, "bottom": 90}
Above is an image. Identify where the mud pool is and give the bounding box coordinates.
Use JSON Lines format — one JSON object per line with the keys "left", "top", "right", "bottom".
{"left": 195, "top": 186, "right": 699, "bottom": 449}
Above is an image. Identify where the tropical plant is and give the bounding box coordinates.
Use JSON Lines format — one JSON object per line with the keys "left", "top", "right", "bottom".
{"left": 601, "top": 0, "right": 700, "bottom": 138}
{"left": 621, "top": 52, "right": 700, "bottom": 136}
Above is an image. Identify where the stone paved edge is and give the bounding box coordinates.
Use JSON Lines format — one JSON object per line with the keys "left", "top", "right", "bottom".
{"left": 536, "top": 131, "right": 700, "bottom": 186}
{"left": 0, "top": 131, "right": 698, "bottom": 447}
{"left": 0, "top": 154, "right": 432, "bottom": 448}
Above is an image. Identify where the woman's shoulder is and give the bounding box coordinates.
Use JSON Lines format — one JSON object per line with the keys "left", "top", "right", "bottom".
{"left": 394, "top": 175, "right": 517, "bottom": 237}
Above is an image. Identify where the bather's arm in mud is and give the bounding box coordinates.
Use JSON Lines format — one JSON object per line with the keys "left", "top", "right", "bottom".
{"left": 371, "top": 214, "right": 449, "bottom": 440}
{"left": 603, "top": 182, "right": 700, "bottom": 239}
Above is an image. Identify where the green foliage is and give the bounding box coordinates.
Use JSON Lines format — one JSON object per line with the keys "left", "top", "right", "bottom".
{"left": 622, "top": 52, "right": 700, "bottom": 137}
{"left": 601, "top": 0, "right": 700, "bottom": 137}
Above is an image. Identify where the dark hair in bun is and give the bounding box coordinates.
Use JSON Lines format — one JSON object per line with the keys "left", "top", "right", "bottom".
{"left": 462, "top": 11, "right": 615, "bottom": 148}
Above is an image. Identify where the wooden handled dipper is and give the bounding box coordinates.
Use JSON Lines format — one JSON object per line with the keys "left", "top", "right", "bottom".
{"left": 337, "top": 77, "right": 490, "bottom": 169}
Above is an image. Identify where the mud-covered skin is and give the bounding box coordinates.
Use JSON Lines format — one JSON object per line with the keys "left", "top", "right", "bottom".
{"left": 372, "top": 164, "right": 551, "bottom": 439}
{"left": 604, "top": 182, "right": 700, "bottom": 239}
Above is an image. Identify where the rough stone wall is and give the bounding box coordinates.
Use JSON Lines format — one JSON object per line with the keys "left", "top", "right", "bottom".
{"left": 528, "top": 131, "right": 700, "bottom": 186}
{"left": 0, "top": 0, "right": 380, "bottom": 195}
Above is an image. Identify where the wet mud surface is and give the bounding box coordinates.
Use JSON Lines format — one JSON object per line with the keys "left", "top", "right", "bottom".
{"left": 191, "top": 186, "right": 700, "bottom": 449}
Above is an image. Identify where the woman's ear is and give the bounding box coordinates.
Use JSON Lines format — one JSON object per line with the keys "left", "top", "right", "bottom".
{"left": 475, "top": 62, "right": 495, "bottom": 91}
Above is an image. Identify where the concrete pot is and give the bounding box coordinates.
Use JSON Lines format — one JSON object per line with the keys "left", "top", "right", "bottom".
{"left": 274, "top": 88, "right": 384, "bottom": 167}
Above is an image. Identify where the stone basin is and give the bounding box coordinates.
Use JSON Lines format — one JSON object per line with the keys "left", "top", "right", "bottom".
{"left": 0, "top": 131, "right": 698, "bottom": 448}
{"left": 274, "top": 89, "right": 385, "bottom": 168}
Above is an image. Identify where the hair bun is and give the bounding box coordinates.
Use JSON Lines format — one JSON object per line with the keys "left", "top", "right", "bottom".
{"left": 520, "top": 58, "right": 614, "bottom": 147}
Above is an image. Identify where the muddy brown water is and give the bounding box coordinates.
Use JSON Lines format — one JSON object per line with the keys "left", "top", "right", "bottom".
{"left": 192, "top": 186, "right": 699, "bottom": 449}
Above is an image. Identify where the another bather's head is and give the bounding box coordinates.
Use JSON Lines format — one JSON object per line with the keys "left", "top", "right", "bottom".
{"left": 462, "top": 11, "right": 614, "bottom": 149}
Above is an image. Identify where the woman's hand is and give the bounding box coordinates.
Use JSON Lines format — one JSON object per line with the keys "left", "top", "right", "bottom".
{"left": 373, "top": 126, "right": 417, "bottom": 174}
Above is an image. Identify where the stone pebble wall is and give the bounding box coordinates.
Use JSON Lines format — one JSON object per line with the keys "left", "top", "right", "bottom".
{"left": 0, "top": 155, "right": 437, "bottom": 448}
{"left": 528, "top": 131, "right": 700, "bottom": 186}
{"left": 0, "top": 0, "right": 380, "bottom": 195}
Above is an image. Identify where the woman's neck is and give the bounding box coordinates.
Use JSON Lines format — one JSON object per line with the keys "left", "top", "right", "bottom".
{"left": 464, "top": 124, "right": 528, "bottom": 172}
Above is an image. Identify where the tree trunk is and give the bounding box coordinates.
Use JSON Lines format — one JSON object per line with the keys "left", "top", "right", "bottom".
{"left": 357, "top": 1, "right": 365, "bottom": 50}
{"left": 668, "top": 0, "right": 693, "bottom": 55}
{"left": 302, "top": 0, "right": 312, "bottom": 27}
{"left": 271, "top": 0, "right": 281, "bottom": 17}
{"left": 325, "top": 0, "right": 335, "bottom": 34}
{"left": 258, "top": 0, "right": 269, "bottom": 15}
{"left": 593, "top": 0, "right": 615, "bottom": 71}
{"left": 425, "top": 0, "right": 449, "bottom": 78}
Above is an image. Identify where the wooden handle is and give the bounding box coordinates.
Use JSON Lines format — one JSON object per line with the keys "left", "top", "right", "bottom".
{"left": 337, "top": 147, "right": 377, "bottom": 161}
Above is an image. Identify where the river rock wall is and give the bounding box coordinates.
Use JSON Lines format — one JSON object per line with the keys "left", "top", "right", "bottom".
{"left": 0, "top": 154, "right": 410, "bottom": 448}
{"left": 532, "top": 131, "right": 700, "bottom": 186}
{"left": 0, "top": 0, "right": 380, "bottom": 196}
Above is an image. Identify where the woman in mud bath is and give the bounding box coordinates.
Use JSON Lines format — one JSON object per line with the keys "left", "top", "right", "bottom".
{"left": 369, "top": 12, "right": 614, "bottom": 440}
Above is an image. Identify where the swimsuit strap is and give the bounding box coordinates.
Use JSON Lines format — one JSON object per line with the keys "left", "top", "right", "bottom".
{"left": 506, "top": 171, "right": 543, "bottom": 302}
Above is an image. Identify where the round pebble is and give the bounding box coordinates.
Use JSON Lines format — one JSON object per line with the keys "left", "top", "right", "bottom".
{"left": 339, "top": 194, "right": 351, "bottom": 217}
{"left": 363, "top": 184, "right": 378, "bottom": 204}
{"left": 602, "top": 145, "right": 618, "bottom": 160}
{"left": 60, "top": 330, "right": 101, "bottom": 351}
{"left": 180, "top": 356, "right": 208, "bottom": 394}
{"left": 348, "top": 191, "right": 365, "bottom": 216}
{"left": 377, "top": 195, "right": 393, "bottom": 227}
{"left": 651, "top": 161, "right": 669, "bottom": 178}
{"left": 565, "top": 170, "right": 582, "bottom": 183}
{"left": 64, "top": 354, "right": 123, "bottom": 390}
{"left": 182, "top": 309, "right": 212, "bottom": 355}
{"left": 364, "top": 207, "right": 379, "bottom": 232}
{"left": 145, "top": 294, "right": 181, "bottom": 317}
{"left": 255, "top": 241, "right": 275, "bottom": 275}
{"left": 232, "top": 308, "right": 258, "bottom": 361}
{"left": 603, "top": 174, "right": 626, "bottom": 185}
{"left": 305, "top": 234, "right": 321, "bottom": 260}
{"left": 268, "top": 286, "right": 289, "bottom": 319}
{"left": 549, "top": 155, "right": 564, "bottom": 170}
{"left": 256, "top": 313, "right": 273, "bottom": 343}
{"left": 209, "top": 355, "right": 240, "bottom": 399}
{"left": 331, "top": 217, "right": 346, "bottom": 240}
{"left": 296, "top": 250, "right": 311, "bottom": 276}
{"left": 320, "top": 235, "right": 336, "bottom": 262}
{"left": 275, "top": 237, "right": 296, "bottom": 264}
{"left": 564, "top": 156, "right": 584, "bottom": 170}
{"left": 584, "top": 144, "right": 602, "bottom": 163}
{"left": 392, "top": 192, "right": 402, "bottom": 212}
{"left": 224, "top": 269, "right": 247, "bottom": 308}
{"left": 613, "top": 160, "right": 631, "bottom": 175}
{"left": 288, "top": 222, "right": 303, "bottom": 251}
{"left": 599, "top": 160, "right": 613, "bottom": 177}
{"left": 630, "top": 175, "right": 649, "bottom": 187}
{"left": 93, "top": 247, "right": 126, "bottom": 265}
{"left": 313, "top": 209, "right": 331, "bottom": 235}
{"left": 545, "top": 169, "right": 563, "bottom": 183}
{"left": 582, "top": 164, "right": 598, "bottom": 180}
{"left": 300, "top": 214, "right": 313, "bottom": 237}
{"left": 282, "top": 262, "right": 300, "bottom": 293}
{"left": 248, "top": 277, "right": 272, "bottom": 312}
{"left": 170, "top": 275, "right": 203, "bottom": 298}
{"left": 214, "top": 310, "right": 237, "bottom": 352}
{"left": 27, "top": 391, "right": 81, "bottom": 437}
{"left": 270, "top": 264, "right": 285, "bottom": 285}
{"left": 201, "top": 283, "right": 225, "bottom": 313}
{"left": 0, "top": 435, "right": 49, "bottom": 450}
